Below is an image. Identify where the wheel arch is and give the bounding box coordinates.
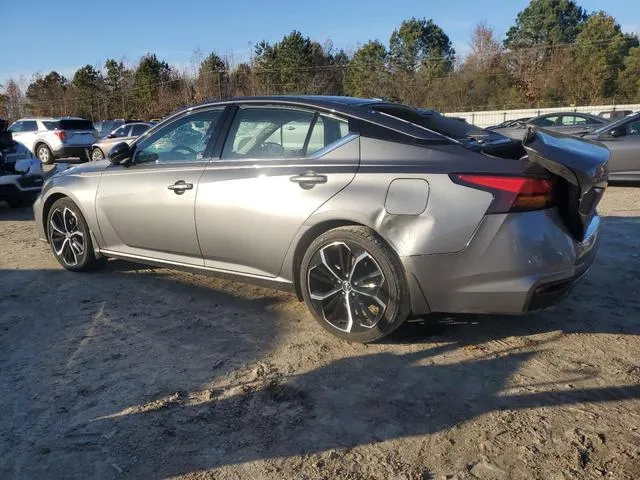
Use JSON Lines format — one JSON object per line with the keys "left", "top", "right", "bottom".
{"left": 290, "top": 219, "right": 403, "bottom": 301}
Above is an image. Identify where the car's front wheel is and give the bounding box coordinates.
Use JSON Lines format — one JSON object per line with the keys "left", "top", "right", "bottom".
{"left": 47, "top": 197, "right": 99, "bottom": 271}
{"left": 300, "top": 226, "right": 410, "bottom": 343}
{"left": 91, "top": 147, "right": 104, "bottom": 161}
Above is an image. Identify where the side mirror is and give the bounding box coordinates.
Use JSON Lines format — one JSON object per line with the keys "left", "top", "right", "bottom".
{"left": 108, "top": 142, "right": 132, "bottom": 165}
{"left": 107, "top": 133, "right": 116, "bottom": 139}
{"left": 608, "top": 126, "right": 626, "bottom": 138}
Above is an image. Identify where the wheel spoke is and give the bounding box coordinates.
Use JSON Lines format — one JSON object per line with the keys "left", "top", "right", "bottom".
{"left": 353, "top": 288, "right": 386, "bottom": 309}
{"left": 63, "top": 207, "right": 77, "bottom": 234}
{"left": 344, "top": 295, "right": 354, "bottom": 332}
{"left": 310, "top": 287, "right": 341, "bottom": 301}
{"left": 54, "top": 238, "right": 68, "bottom": 256}
{"left": 320, "top": 248, "right": 343, "bottom": 281}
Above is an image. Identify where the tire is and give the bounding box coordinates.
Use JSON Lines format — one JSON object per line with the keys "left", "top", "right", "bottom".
{"left": 46, "top": 197, "right": 99, "bottom": 271}
{"left": 91, "top": 147, "right": 105, "bottom": 162}
{"left": 300, "top": 226, "right": 410, "bottom": 343}
{"left": 36, "top": 144, "right": 54, "bottom": 164}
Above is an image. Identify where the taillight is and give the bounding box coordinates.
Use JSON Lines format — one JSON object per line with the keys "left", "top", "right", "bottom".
{"left": 451, "top": 174, "right": 555, "bottom": 213}
{"left": 55, "top": 130, "right": 66, "bottom": 142}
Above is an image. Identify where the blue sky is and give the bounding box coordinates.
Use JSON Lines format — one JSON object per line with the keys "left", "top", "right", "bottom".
{"left": 1, "top": 0, "right": 638, "bottom": 86}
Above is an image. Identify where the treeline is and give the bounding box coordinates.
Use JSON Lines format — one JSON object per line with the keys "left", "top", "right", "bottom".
{"left": 1, "top": 0, "right": 640, "bottom": 122}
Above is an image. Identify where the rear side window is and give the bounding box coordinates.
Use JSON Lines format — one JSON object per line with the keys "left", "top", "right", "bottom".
{"left": 43, "top": 121, "right": 58, "bottom": 130}
{"left": 306, "top": 113, "right": 350, "bottom": 155}
{"left": 222, "top": 106, "right": 316, "bottom": 160}
{"left": 131, "top": 124, "right": 150, "bottom": 136}
{"left": 58, "top": 119, "right": 94, "bottom": 131}
{"left": 22, "top": 120, "right": 38, "bottom": 131}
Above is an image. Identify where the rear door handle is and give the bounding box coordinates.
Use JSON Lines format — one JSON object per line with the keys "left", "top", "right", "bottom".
{"left": 289, "top": 171, "right": 327, "bottom": 189}
{"left": 168, "top": 180, "right": 193, "bottom": 195}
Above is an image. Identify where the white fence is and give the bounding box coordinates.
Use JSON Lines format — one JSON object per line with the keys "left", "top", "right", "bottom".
{"left": 445, "top": 103, "right": 640, "bottom": 128}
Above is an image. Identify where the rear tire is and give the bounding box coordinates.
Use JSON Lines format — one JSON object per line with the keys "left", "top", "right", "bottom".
{"left": 46, "top": 197, "right": 99, "bottom": 271}
{"left": 91, "top": 147, "right": 105, "bottom": 162}
{"left": 300, "top": 226, "right": 410, "bottom": 343}
{"left": 36, "top": 144, "right": 53, "bottom": 164}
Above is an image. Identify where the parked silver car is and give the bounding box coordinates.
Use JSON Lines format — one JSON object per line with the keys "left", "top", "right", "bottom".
{"left": 33, "top": 96, "right": 608, "bottom": 342}
{"left": 8, "top": 117, "right": 97, "bottom": 163}
{"left": 583, "top": 112, "right": 640, "bottom": 182}
{"left": 91, "top": 122, "right": 153, "bottom": 161}
{"left": 490, "top": 112, "right": 608, "bottom": 140}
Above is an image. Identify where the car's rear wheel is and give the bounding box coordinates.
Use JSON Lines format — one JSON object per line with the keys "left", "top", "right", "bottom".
{"left": 36, "top": 144, "right": 53, "bottom": 164}
{"left": 47, "top": 197, "right": 99, "bottom": 271}
{"left": 91, "top": 147, "right": 104, "bottom": 161}
{"left": 300, "top": 226, "right": 410, "bottom": 343}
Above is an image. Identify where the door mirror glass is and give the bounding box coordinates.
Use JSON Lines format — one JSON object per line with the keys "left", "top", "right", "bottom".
{"left": 108, "top": 142, "right": 132, "bottom": 165}
{"left": 608, "top": 126, "right": 626, "bottom": 138}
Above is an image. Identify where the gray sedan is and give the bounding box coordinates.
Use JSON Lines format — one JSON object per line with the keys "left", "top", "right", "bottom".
{"left": 491, "top": 112, "right": 608, "bottom": 140}
{"left": 90, "top": 122, "right": 153, "bottom": 161}
{"left": 33, "top": 96, "right": 608, "bottom": 342}
{"left": 583, "top": 112, "right": 640, "bottom": 182}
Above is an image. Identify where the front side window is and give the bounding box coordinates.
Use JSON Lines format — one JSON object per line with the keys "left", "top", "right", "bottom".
{"left": 134, "top": 108, "right": 224, "bottom": 164}
{"left": 112, "top": 126, "right": 129, "bottom": 138}
{"left": 628, "top": 121, "right": 640, "bottom": 136}
{"left": 532, "top": 116, "right": 558, "bottom": 127}
{"left": 8, "top": 121, "right": 23, "bottom": 132}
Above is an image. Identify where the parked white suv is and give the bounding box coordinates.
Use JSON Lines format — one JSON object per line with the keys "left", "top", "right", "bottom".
{"left": 8, "top": 117, "right": 98, "bottom": 164}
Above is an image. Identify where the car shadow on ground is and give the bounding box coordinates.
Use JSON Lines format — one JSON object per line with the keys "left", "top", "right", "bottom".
{"left": 1, "top": 215, "right": 639, "bottom": 477}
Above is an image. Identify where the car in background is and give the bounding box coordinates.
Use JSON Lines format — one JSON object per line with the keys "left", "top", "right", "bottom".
{"left": 0, "top": 117, "right": 44, "bottom": 208}
{"left": 34, "top": 95, "right": 608, "bottom": 343}
{"left": 91, "top": 122, "right": 154, "bottom": 161}
{"left": 598, "top": 110, "right": 633, "bottom": 121}
{"left": 487, "top": 117, "right": 533, "bottom": 130}
{"left": 8, "top": 117, "right": 97, "bottom": 164}
{"left": 583, "top": 112, "right": 640, "bottom": 182}
{"left": 489, "top": 112, "right": 608, "bottom": 139}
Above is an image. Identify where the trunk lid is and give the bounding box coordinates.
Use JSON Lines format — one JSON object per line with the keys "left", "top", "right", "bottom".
{"left": 523, "top": 128, "right": 609, "bottom": 241}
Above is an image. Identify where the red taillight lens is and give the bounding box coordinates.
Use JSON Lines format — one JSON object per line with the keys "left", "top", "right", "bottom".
{"left": 452, "top": 174, "right": 555, "bottom": 213}
{"left": 55, "top": 130, "right": 66, "bottom": 142}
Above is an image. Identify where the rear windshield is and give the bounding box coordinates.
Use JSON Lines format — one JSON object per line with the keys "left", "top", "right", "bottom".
{"left": 56, "top": 119, "right": 94, "bottom": 131}
{"left": 368, "top": 105, "right": 487, "bottom": 140}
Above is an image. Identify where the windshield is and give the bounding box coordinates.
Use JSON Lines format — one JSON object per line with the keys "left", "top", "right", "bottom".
{"left": 591, "top": 112, "right": 640, "bottom": 135}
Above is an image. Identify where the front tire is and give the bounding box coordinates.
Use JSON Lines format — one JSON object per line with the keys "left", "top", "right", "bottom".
{"left": 36, "top": 144, "right": 53, "bottom": 164}
{"left": 300, "top": 226, "right": 410, "bottom": 343}
{"left": 46, "top": 197, "right": 99, "bottom": 271}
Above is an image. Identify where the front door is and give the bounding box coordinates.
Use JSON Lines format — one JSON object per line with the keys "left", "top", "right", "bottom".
{"left": 95, "top": 107, "right": 226, "bottom": 265}
{"left": 607, "top": 118, "right": 640, "bottom": 176}
{"left": 195, "top": 104, "right": 359, "bottom": 277}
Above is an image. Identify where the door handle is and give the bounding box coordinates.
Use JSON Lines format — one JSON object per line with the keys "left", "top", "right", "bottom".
{"left": 168, "top": 180, "right": 193, "bottom": 195}
{"left": 290, "top": 171, "right": 327, "bottom": 189}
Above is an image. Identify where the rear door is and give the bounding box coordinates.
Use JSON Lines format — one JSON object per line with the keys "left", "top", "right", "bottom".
{"left": 59, "top": 119, "right": 97, "bottom": 145}
{"left": 195, "top": 103, "right": 359, "bottom": 277}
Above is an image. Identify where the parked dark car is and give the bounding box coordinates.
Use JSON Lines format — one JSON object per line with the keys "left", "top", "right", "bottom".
{"left": 490, "top": 112, "right": 608, "bottom": 139}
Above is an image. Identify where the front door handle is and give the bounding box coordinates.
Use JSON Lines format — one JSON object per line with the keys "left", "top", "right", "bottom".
{"left": 168, "top": 180, "right": 193, "bottom": 195}
{"left": 289, "top": 171, "right": 327, "bottom": 189}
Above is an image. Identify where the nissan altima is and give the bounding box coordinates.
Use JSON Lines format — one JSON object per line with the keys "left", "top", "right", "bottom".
{"left": 33, "top": 96, "right": 609, "bottom": 342}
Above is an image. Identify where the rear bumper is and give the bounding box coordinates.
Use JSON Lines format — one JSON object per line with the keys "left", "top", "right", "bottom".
{"left": 52, "top": 145, "right": 91, "bottom": 159}
{"left": 402, "top": 209, "right": 600, "bottom": 316}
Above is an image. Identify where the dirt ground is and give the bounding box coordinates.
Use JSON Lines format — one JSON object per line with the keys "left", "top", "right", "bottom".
{"left": 1, "top": 186, "right": 639, "bottom": 480}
